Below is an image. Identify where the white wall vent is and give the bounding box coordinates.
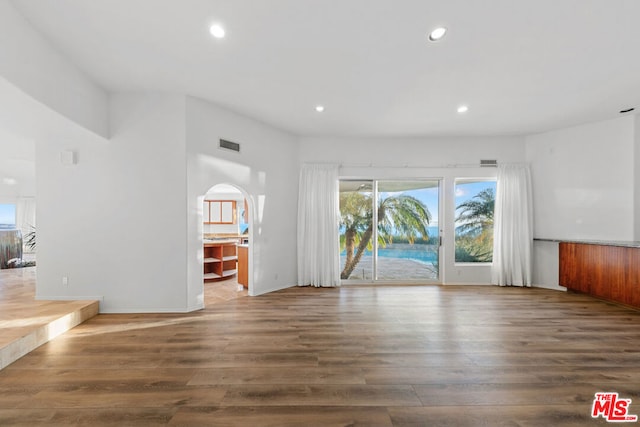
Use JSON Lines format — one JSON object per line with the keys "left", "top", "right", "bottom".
{"left": 480, "top": 159, "right": 497, "bottom": 167}
{"left": 219, "top": 139, "right": 240, "bottom": 152}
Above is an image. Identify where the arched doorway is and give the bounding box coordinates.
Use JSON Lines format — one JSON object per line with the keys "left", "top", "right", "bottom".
{"left": 202, "top": 183, "right": 253, "bottom": 304}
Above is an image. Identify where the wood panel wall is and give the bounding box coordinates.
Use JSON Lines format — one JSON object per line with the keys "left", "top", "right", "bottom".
{"left": 559, "top": 242, "right": 640, "bottom": 309}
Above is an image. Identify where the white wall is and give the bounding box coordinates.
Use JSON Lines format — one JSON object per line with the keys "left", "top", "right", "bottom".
{"left": 36, "top": 93, "right": 188, "bottom": 312}
{"left": 186, "top": 96, "right": 299, "bottom": 306}
{"left": 526, "top": 115, "right": 636, "bottom": 289}
{"left": 0, "top": 1, "right": 108, "bottom": 138}
{"left": 532, "top": 240, "right": 560, "bottom": 289}
{"left": 299, "top": 136, "right": 526, "bottom": 284}
{"left": 526, "top": 116, "right": 635, "bottom": 241}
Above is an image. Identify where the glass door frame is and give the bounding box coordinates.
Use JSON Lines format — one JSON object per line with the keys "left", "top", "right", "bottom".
{"left": 339, "top": 177, "right": 443, "bottom": 285}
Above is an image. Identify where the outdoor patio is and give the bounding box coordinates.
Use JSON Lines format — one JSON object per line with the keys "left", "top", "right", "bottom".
{"left": 341, "top": 256, "right": 438, "bottom": 281}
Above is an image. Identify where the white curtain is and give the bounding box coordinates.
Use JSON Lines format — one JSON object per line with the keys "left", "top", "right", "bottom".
{"left": 491, "top": 164, "right": 533, "bottom": 287}
{"left": 297, "top": 163, "right": 340, "bottom": 287}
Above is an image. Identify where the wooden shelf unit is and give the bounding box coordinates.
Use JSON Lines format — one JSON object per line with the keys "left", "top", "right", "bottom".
{"left": 203, "top": 241, "right": 237, "bottom": 282}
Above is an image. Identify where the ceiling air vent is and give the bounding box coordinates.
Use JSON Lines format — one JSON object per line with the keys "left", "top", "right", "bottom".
{"left": 480, "top": 159, "right": 497, "bottom": 167}
{"left": 219, "top": 138, "right": 240, "bottom": 152}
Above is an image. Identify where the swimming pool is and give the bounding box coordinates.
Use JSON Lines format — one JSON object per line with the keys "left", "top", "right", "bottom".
{"left": 341, "top": 243, "right": 438, "bottom": 264}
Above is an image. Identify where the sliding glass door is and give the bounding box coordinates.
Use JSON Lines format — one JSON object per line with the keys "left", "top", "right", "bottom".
{"left": 339, "top": 180, "right": 374, "bottom": 280}
{"left": 339, "top": 179, "right": 440, "bottom": 283}
{"left": 376, "top": 180, "right": 439, "bottom": 280}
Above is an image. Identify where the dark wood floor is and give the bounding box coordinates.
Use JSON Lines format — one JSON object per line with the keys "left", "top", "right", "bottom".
{"left": 1, "top": 280, "right": 639, "bottom": 426}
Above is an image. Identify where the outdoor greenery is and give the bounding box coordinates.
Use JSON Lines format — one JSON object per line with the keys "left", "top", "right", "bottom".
{"left": 455, "top": 188, "right": 494, "bottom": 262}
{"left": 339, "top": 192, "right": 431, "bottom": 279}
{"left": 24, "top": 225, "right": 36, "bottom": 251}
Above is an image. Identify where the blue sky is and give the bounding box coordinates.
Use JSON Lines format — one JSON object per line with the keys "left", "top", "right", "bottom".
{"left": 380, "top": 187, "right": 440, "bottom": 225}
{"left": 455, "top": 180, "right": 496, "bottom": 200}
{"left": 0, "top": 204, "right": 16, "bottom": 228}
{"left": 379, "top": 179, "right": 496, "bottom": 228}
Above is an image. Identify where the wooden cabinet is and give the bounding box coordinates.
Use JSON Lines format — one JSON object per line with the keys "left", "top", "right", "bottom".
{"left": 203, "top": 241, "right": 237, "bottom": 282}
{"left": 237, "top": 245, "right": 248, "bottom": 288}
{"left": 559, "top": 242, "right": 640, "bottom": 309}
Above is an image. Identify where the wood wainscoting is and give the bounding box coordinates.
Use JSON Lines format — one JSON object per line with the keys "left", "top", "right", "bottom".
{"left": 559, "top": 242, "right": 640, "bottom": 309}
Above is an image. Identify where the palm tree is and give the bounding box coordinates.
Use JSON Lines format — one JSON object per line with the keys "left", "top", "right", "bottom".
{"left": 340, "top": 191, "right": 373, "bottom": 279}
{"left": 455, "top": 188, "right": 494, "bottom": 236}
{"left": 24, "top": 225, "right": 36, "bottom": 251}
{"left": 340, "top": 193, "right": 431, "bottom": 279}
{"left": 455, "top": 188, "right": 494, "bottom": 262}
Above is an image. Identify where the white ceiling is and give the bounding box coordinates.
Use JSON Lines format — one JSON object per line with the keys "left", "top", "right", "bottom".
{"left": 10, "top": 0, "right": 640, "bottom": 137}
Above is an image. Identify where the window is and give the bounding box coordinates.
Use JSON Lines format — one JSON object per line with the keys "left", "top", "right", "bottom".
{"left": 204, "top": 200, "right": 236, "bottom": 224}
{"left": 0, "top": 204, "right": 16, "bottom": 229}
{"left": 454, "top": 179, "right": 496, "bottom": 263}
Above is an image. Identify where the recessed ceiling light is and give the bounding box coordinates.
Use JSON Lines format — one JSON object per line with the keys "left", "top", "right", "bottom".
{"left": 428, "top": 27, "right": 447, "bottom": 42}
{"left": 2, "top": 177, "right": 16, "bottom": 185}
{"left": 209, "top": 24, "right": 226, "bottom": 39}
{"left": 457, "top": 105, "right": 469, "bottom": 114}
{"left": 315, "top": 105, "right": 325, "bottom": 113}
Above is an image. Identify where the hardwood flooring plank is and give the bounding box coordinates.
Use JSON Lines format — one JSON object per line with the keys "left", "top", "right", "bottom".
{"left": 187, "top": 367, "right": 366, "bottom": 385}
{"left": 38, "top": 341, "right": 230, "bottom": 356}
{"left": 16, "top": 386, "right": 226, "bottom": 409}
{"left": 412, "top": 382, "right": 627, "bottom": 406}
{"left": 170, "top": 406, "right": 393, "bottom": 426}
{"left": 220, "top": 384, "right": 422, "bottom": 406}
{"left": 364, "top": 366, "right": 542, "bottom": 385}
{"left": 158, "top": 352, "right": 319, "bottom": 369}
{"left": 0, "top": 408, "right": 175, "bottom": 427}
{"left": 6, "top": 353, "right": 164, "bottom": 370}
{"left": 319, "top": 352, "right": 474, "bottom": 368}
{"left": 364, "top": 365, "right": 640, "bottom": 385}
{"left": 387, "top": 405, "right": 611, "bottom": 427}
{"left": 466, "top": 352, "right": 640, "bottom": 367}
{"left": 222, "top": 341, "right": 366, "bottom": 354}
{"left": 0, "top": 368, "right": 196, "bottom": 387}
{"left": 0, "top": 409, "right": 57, "bottom": 427}
{"left": 0, "top": 388, "right": 40, "bottom": 409}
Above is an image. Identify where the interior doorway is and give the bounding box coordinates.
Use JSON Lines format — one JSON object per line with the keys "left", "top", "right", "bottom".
{"left": 202, "top": 183, "right": 253, "bottom": 305}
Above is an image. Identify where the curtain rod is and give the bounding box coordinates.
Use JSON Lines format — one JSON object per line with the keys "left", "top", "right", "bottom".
{"left": 339, "top": 162, "right": 498, "bottom": 169}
